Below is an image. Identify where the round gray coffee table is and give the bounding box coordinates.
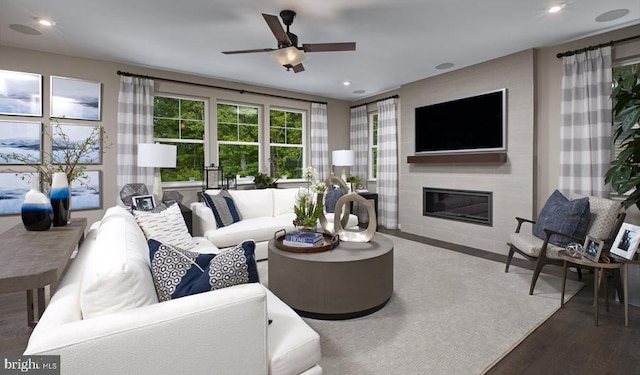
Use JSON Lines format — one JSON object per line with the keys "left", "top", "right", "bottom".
{"left": 268, "top": 233, "right": 393, "bottom": 320}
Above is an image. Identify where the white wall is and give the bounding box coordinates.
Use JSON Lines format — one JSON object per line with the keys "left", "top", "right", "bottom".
{"left": 397, "top": 50, "right": 535, "bottom": 254}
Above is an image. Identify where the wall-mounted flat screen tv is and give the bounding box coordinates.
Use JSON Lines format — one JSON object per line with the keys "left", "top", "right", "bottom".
{"left": 415, "top": 88, "right": 506, "bottom": 155}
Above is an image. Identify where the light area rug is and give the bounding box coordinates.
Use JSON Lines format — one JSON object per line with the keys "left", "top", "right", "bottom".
{"left": 257, "top": 234, "right": 584, "bottom": 375}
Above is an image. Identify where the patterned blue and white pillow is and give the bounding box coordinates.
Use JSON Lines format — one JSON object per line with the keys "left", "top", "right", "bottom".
{"left": 149, "top": 239, "right": 259, "bottom": 302}
{"left": 202, "top": 190, "right": 242, "bottom": 228}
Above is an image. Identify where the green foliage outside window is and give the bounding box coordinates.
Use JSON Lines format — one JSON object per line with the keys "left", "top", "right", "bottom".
{"left": 217, "top": 104, "right": 260, "bottom": 177}
{"left": 371, "top": 113, "right": 378, "bottom": 179}
{"left": 270, "top": 109, "right": 304, "bottom": 179}
{"left": 153, "top": 96, "right": 205, "bottom": 182}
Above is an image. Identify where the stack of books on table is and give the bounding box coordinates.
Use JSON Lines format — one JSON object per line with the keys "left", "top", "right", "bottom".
{"left": 283, "top": 231, "right": 324, "bottom": 247}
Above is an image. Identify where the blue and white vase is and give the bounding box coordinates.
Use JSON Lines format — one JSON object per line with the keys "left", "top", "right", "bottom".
{"left": 21, "top": 178, "right": 53, "bottom": 231}
{"left": 50, "top": 172, "right": 70, "bottom": 227}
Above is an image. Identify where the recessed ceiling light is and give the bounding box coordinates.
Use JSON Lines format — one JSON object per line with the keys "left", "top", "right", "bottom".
{"left": 547, "top": 4, "right": 566, "bottom": 13}
{"left": 435, "top": 62, "right": 454, "bottom": 70}
{"left": 595, "top": 9, "right": 630, "bottom": 22}
{"left": 9, "top": 24, "right": 42, "bottom": 35}
{"left": 34, "top": 17, "right": 56, "bottom": 27}
{"left": 343, "top": 81, "right": 351, "bottom": 86}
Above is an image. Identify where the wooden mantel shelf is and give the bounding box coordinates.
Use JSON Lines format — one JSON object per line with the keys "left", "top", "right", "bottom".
{"left": 407, "top": 152, "right": 507, "bottom": 164}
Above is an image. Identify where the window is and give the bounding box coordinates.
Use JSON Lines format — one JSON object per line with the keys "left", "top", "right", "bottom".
{"left": 369, "top": 112, "right": 378, "bottom": 179}
{"left": 217, "top": 103, "right": 260, "bottom": 179}
{"left": 153, "top": 96, "right": 205, "bottom": 183}
{"left": 270, "top": 108, "right": 304, "bottom": 179}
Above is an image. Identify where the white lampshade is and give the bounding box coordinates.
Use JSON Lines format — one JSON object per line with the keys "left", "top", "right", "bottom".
{"left": 332, "top": 150, "right": 355, "bottom": 166}
{"left": 268, "top": 46, "right": 307, "bottom": 67}
{"left": 138, "top": 143, "right": 177, "bottom": 168}
{"left": 137, "top": 143, "right": 177, "bottom": 204}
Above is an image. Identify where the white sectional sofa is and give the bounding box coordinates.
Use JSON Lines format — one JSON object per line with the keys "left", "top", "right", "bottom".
{"left": 191, "top": 188, "right": 359, "bottom": 260}
{"left": 24, "top": 206, "right": 322, "bottom": 375}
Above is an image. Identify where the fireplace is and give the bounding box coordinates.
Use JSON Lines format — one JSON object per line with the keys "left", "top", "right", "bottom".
{"left": 423, "top": 188, "right": 492, "bottom": 226}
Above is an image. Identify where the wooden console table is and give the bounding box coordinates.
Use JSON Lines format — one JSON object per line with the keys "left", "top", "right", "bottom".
{"left": 0, "top": 218, "right": 87, "bottom": 327}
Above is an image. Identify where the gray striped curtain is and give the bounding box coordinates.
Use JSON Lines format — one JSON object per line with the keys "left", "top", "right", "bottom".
{"left": 559, "top": 46, "right": 612, "bottom": 197}
{"left": 310, "top": 103, "right": 329, "bottom": 180}
{"left": 376, "top": 98, "right": 398, "bottom": 229}
{"left": 349, "top": 105, "right": 368, "bottom": 182}
{"left": 116, "top": 76, "right": 155, "bottom": 201}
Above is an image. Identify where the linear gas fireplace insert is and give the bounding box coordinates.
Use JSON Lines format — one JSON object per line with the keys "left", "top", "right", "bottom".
{"left": 423, "top": 187, "right": 492, "bottom": 226}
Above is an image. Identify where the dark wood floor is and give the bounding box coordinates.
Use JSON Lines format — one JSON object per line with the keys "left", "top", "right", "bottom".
{"left": 2, "top": 229, "right": 639, "bottom": 374}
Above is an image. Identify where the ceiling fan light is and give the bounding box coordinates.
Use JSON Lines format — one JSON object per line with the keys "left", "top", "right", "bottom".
{"left": 268, "top": 46, "right": 307, "bottom": 66}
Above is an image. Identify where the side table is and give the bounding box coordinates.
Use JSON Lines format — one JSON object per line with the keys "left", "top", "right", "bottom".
{"left": 351, "top": 192, "right": 379, "bottom": 225}
{"left": 0, "top": 218, "right": 87, "bottom": 327}
{"left": 559, "top": 250, "right": 628, "bottom": 326}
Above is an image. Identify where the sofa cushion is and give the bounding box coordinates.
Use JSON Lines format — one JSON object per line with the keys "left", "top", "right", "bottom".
{"left": 533, "top": 190, "right": 590, "bottom": 247}
{"left": 80, "top": 216, "right": 159, "bottom": 319}
{"left": 205, "top": 217, "right": 295, "bottom": 248}
{"left": 229, "top": 189, "right": 274, "bottom": 219}
{"left": 265, "top": 288, "right": 322, "bottom": 375}
{"left": 149, "top": 239, "right": 259, "bottom": 302}
{"left": 203, "top": 189, "right": 242, "bottom": 228}
{"left": 272, "top": 188, "right": 300, "bottom": 217}
{"left": 133, "top": 202, "right": 196, "bottom": 250}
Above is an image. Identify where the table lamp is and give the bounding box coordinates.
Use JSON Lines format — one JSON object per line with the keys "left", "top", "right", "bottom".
{"left": 138, "top": 143, "right": 177, "bottom": 204}
{"left": 332, "top": 150, "right": 355, "bottom": 183}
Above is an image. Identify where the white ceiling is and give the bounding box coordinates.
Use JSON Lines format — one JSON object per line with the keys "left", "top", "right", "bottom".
{"left": 1, "top": 0, "right": 639, "bottom": 101}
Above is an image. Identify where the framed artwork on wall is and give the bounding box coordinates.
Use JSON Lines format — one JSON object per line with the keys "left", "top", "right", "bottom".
{"left": 50, "top": 76, "right": 101, "bottom": 120}
{"left": 0, "top": 120, "right": 42, "bottom": 164}
{"left": 611, "top": 222, "right": 640, "bottom": 260}
{"left": 0, "top": 70, "right": 42, "bottom": 117}
{"left": 132, "top": 195, "right": 155, "bottom": 211}
{"left": 71, "top": 170, "right": 101, "bottom": 210}
{"left": 52, "top": 123, "right": 102, "bottom": 164}
{"left": 0, "top": 172, "right": 38, "bottom": 215}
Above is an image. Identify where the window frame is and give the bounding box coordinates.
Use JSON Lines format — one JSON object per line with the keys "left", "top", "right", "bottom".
{"left": 216, "top": 101, "right": 261, "bottom": 184}
{"left": 153, "top": 93, "right": 208, "bottom": 188}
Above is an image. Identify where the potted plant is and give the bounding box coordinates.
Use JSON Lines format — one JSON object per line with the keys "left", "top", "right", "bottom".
{"left": 604, "top": 66, "right": 640, "bottom": 209}
{"left": 253, "top": 173, "right": 279, "bottom": 189}
{"left": 347, "top": 175, "right": 361, "bottom": 192}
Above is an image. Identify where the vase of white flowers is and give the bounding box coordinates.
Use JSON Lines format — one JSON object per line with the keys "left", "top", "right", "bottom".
{"left": 293, "top": 166, "right": 326, "bottom": 230}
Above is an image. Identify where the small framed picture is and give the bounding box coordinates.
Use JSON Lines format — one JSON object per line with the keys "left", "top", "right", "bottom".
{"left": 582, "top": 236, "right": 604, "bottom": 262}
{"left": 132, "top": 195, "right": 155, "bottom": 211}
{"left": 611, "top": 223, "right": 640, "bottom": 260}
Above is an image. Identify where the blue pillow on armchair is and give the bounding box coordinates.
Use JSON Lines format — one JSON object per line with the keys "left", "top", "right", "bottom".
{"left": 533, "top": 190, "right": 590, "bottom": 247}
{"left": 324, "top": 185, "right": 343, "bottom": 213}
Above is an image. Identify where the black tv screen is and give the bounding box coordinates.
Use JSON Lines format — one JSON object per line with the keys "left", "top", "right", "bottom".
{"left": 415, "top": 89, "right": 506, "bottom": 154}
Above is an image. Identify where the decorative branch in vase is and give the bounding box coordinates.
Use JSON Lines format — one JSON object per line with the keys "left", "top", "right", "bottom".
{"left": 0, "top": 118, "right": 109, "bottom": 190}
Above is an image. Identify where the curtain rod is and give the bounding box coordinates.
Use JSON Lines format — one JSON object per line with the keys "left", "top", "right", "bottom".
{"left": 116, "top": 70, "right": 327, "bottom": 105}
{"left": 349, "top": 94, "right": 400, "bottom": 109}
{"left": 556, "top": 34, "right": 640, "bottom": 59}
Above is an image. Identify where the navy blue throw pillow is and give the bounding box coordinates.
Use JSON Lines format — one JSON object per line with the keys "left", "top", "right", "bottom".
{"left": 324, "top": 186, "right": 343, "bottom": 213}
{"left": 149, "top": 239, "right": 259, "bottom": 302}
{"left": 202, "top": 190, "right": 242, "bottom": 228}
{"left": 533, "top": 190, "right": 590, "bottom": 247}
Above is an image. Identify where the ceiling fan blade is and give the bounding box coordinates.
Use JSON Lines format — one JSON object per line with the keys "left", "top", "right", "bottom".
{"left": 222, "top": 48, "right": 276, "bottom": 55}
{"left": 262, "top": 13, "right": 291, "bottom": 46}
{"left": 302, "top": 42, "right": 356, "bottom": 52}
{"left": 292, "top": 63, "right": 305, "bottom": 73}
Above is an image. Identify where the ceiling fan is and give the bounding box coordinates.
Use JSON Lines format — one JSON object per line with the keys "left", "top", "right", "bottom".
{"left": 222, "top": 10, "right": 356, "bottom": 73}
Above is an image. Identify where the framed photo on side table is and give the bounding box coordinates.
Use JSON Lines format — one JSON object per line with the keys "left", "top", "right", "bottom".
{"left": 132, "top": 195, "right": 155, "bottom": 211}
{"left": 611, "top": 223, "right": 640, "bottom": 260}
{"left": 583, "top": 236, "right": 604, "bottom": 262}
